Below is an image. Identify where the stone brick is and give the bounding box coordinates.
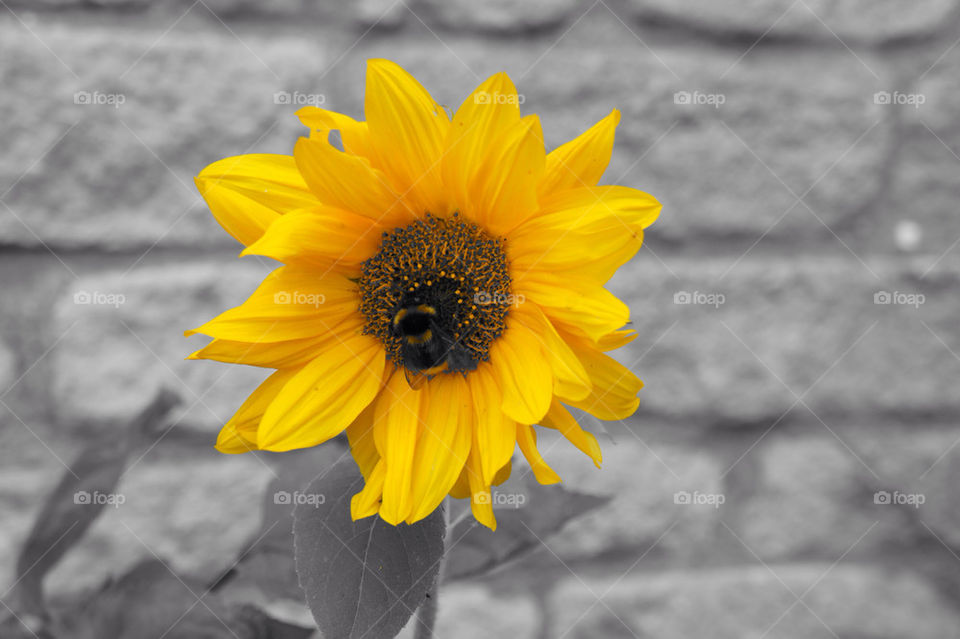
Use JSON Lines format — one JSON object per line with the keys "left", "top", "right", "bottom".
{"left": 627, "top": 0, "right": 958, "bottom": 44}
{"left": 0, "top": 20, "right": 329, "bottom": 250}
{"left": 328, "top": 15, "right": 889, "bottom": 249}
{"left": 548, "top": 565, "right": 960, "bottom": 638}
{"left": 734, "top": 432, "right": 914, "bottom": 560}
{"left": 870, "top": 49, "right": 960, "bottom": 257}
{"left": 50, "top": 259, "right": 274, "bottom": 431}
{"left": 413, "top": 0, "right": 579, "bottom": 34}
{"left": 398, "top": 584, "right": 539, "bottom": 639}
{"left": 535, "top": 429, "right": 725, "bottom": 561}
{"left": 611, "top": 254, "right": 960, "bottom": 424}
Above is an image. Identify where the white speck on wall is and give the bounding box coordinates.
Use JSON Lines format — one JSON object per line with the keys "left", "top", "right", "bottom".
{"left": 895, "top": 219, "right": 922, "bottom": 252}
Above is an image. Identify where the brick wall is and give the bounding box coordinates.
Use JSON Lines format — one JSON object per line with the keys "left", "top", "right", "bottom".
{"left": 2, "top": 1, "right": 960, "bottom": 637}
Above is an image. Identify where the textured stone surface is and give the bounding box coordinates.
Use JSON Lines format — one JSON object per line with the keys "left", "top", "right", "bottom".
{"left": 46, "top": 446, "right": 273, "bottom": 597}
{"left": 413, "top": 0, "right": 579, "bottom": 33}
{"left": 50, "top": 260, "right": 274, "bottom": 431}
{"left": 871, "top": 49, "right": 960, "bottom": 257}
{"left": 0, "top": 20, "right": 326, "bottom": 250}
{"left": 628, "top": 0, "right": 958, "bottom": 44}
{"left": 612, "top": 254, "right": 960, "bottom": 424}
{"left": 397, "top": 584, "right": 539, "bottom": 639}
{"left": 735, "top": 433, "right": 910, "bottom": 560}
{"left": 548, "top": 565, "right": 960, "bottom": 638}
{"left": 538, "top": 429, "right": 724, "bottom": 561}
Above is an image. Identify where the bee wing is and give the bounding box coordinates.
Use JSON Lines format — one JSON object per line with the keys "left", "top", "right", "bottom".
{"left": 403, "top": 367, "right": 430, "bottom": 390}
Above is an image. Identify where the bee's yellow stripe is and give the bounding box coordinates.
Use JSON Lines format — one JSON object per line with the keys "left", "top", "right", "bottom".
{"left": 405, "top": 329, "right": 432, "bottom": 345}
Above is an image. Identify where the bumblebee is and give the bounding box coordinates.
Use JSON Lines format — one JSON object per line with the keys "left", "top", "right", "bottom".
{"left": 392, "top": 303, "right": 477, "bottom": 388}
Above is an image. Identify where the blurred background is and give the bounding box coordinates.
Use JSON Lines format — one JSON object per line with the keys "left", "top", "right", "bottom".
{"left": 2, "top": 0, "right": 960, "bottom": 637}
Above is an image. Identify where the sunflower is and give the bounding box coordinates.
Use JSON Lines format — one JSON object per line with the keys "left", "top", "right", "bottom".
{"left": 186, "top": 59, "right": 660, "bottom": 530}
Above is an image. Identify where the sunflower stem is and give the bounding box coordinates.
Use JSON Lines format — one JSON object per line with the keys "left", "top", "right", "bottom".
{"left": 414, "top": 500, "right": 453, "bottom": 639}
{"left": 413, "top": 589, "right": 438, "bottom": 639}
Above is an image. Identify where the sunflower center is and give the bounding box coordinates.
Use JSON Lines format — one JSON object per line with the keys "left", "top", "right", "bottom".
{"left": 358, "top": 213, "right": 512, "bottom": 374}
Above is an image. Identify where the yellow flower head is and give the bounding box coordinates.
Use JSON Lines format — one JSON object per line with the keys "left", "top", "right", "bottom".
{"left": 187, "top": 59, "right": 660, "bottom": 530}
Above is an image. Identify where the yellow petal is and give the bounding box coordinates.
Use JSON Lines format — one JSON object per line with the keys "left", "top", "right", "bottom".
{"left": 539, "top": 109, "right": 620, "bottom": 195}
{"left": 374, "top": 370, "right": 426, "bottom": 525}
{"left": 407, "top": 374, "right": 471, "bottom": 523}
{"left": 188, "top": 322, "right": 362, "bottom": 369}
{"left": 293, "top": 137, "right": 411, "bottom": 227}
{"left": 511, "top": 302, "right": 591, "bottom": 401}
{"left": 540, "top": 399, "right": 602, "bottom": 467}
{"left": 466, "top": 439, "right": 497, "bottom": 531}
{"left": 514, "top": 272, "right": 629, "bottom": 343}
{"left": 365, "top": 59, "right": 450, "bottom": 217}
{"left": 296, "top": 106, "right": 372, "bottom": 158}
{"left": 346, "top": 400, "right": 380, "bottom": 481}
{"left": 443, "top": 72, "right": 521, "bottom": 212}
{"left": 538, "top": 184, "right": 661, "bottom": 228}
{"left": 195, "top": 177, "right": 281, "bottom": 247}
{"left": 516, "top": 424, "right": 561, "bottom": 485}
{"left": 351, "top": 458, "right": 386, "bottom": 520}
{"left": 468, "top": 362, "right": 517, "bottom": 485}
{"left": 196, "top": 152, "right": 320, "bottom": 246}
{"left": 241, "top": 206, "right": 383, "bottom": 269}
{"left": 597, "top": 329, "right": 638, "bottom": 351}
{"left": 508, "top": 185, "right": 660, "bottom": 282}
{"left": 470, "top": 114, "right": 545, "bottom": 235}
{"left": 449, "top": 455, "right": 512, "bottom": 500}
{"left": 489, "top": 315, "right": 553, "bottom": 424}
{"left": 561, "top": 330, "right": 644, "bottom": 420}
{"left": 257, "top": 332, "right": 386, "bottom": 451}
{"left": 215, "top": 368, "right": 299, "bottom": 454}
{"left": 185, "top": 265, "right": 360, "bottom": 343}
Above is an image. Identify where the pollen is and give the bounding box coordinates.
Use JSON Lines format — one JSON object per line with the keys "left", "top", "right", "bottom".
{"left": 358, "top": 213, "right": 512, "bottom": 372}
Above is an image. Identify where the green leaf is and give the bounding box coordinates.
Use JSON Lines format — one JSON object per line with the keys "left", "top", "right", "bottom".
{"left": 444, "top": 473, "right": 609, "bottom": 581}
{"left": 292, "top": 458, "right": 445, "bottom": 639}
